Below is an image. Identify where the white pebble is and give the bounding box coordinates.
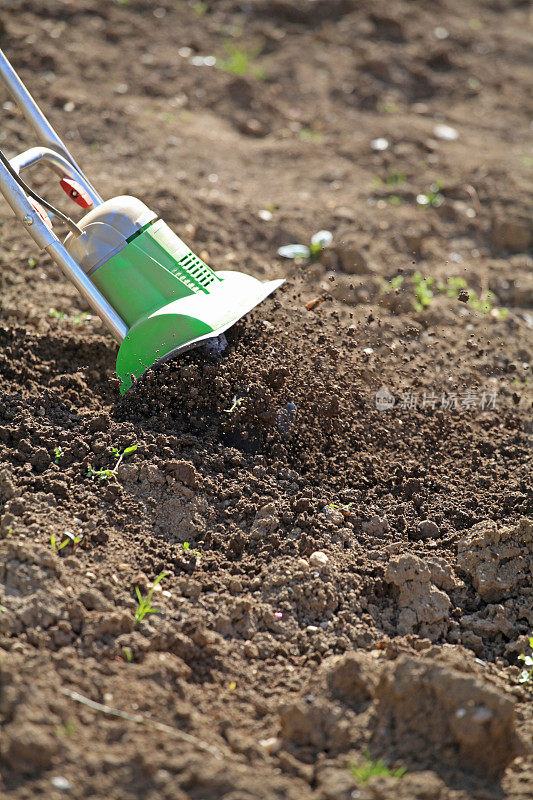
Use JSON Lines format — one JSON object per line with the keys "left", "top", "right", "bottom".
{"left": 309, "top": 551, "right": 328, "bottom": 568}
{"left": 51, "top": 777, "right": 72, "bottom": 792}
{"left": 433, "top": 123, "right": 458, "bottom": 141}
{"left": 259, "top": 736, "right": 281, "bottom": 753}
{"left": 371, "top": 137, "right": 389, "bottom": 151}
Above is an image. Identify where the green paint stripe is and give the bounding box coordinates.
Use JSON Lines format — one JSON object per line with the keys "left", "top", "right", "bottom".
{"left": 125, "top": 218, "right": 158, "bottom": 244}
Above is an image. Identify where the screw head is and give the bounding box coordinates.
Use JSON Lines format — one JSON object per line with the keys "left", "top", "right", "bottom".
{"left": 23, "top": 214, "right": 33, "bottom": 225}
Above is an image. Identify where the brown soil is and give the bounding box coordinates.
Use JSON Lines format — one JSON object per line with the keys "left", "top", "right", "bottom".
{"left": 0, "top": 1, "right": 532, "bottom": 799}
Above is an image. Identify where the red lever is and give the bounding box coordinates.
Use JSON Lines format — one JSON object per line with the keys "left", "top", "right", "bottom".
{"left": 59, "top": 177, "right": 93, "bottom": 209}
{"left": 28, "top": 198, "right": 53, "bottom": 232}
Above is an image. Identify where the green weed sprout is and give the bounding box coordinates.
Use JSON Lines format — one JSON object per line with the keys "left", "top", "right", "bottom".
{"left": 182, "top": 541, "right": 201, "bottom": 559}
{"left": 72, "top": 312, "right": 90, "bottom": 325}
{"left": 219, "top": 42, "right": 265, "bottom": 79}
{"left": 51, "top": 530, "right": 83, "bottom": 552}
{"left": 278, "top": 230, "right": 333, "bottom": 262}
{"left": 53, "top": 446, "right": 64, "bottom": 463}
{"left": 436, "top": 278, "right": 508, "bottom": 318}
{"left": 87, "top": 444, "right": 137, "bottom": 482}
{"left": 386, "top": 170, "right": 406, "bottom": 186}
{"left": 298, "top": 128, "right": 324, "bottom": 143}
{"left": 417, "top": 181, "right": 444, "bottom": 208}
{"left": 49, "top": 308, "right": 90, "bottom": 325}
{"left": 413, "top": 271, "right": 435, "bottom": 311}
{"left": 383, "top": 274, "right": 404, "bottom": 292}
{"left": 518, "top": 635, "right": 533, "bottom": 685}
{"left": 224, "top": 396, "right": 245, "bottom": 414}
{"left": 134, "top": 572, "right": 167, "bottom": 625}
{"left": 349, "top": 751, "right": 407, "bottom": 785}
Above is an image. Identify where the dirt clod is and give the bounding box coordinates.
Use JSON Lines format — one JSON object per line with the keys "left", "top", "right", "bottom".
{"left": 374, "top": 655, "right": 523, "bottom": 779}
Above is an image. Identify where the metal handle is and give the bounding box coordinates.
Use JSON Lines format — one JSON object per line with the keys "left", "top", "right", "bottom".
{"left": 0, "top": 48, "right": 127, "bottom": 341}
{"left": 0, "top": 48, "right": 102, "bottom": 203}
{"left": 10, "top": 146, "right": 102, "bottom": 208}
{"left": 0, "top": 154, "right": 127, "bottom": 342}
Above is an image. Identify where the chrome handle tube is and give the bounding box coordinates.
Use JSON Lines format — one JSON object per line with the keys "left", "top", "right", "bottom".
{"left": 0, "top": 48, "right": 102, "bottom": 205}
{"left": 10, "top": 146, "right": 102, "bottom": 208}
{"left": 0, "top": 159, "right": 127, "bottom": 342}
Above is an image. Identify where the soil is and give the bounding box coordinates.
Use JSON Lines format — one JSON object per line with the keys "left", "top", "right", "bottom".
{"left": 0, "top": 1, "right": 532, "bottom": 799}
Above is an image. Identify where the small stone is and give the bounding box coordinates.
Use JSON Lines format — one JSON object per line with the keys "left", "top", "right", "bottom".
{"left": 259, "top": 736, "right": 281, "bottom": 754}
{"left": 79, "top": 588, "right": 109, "bottom": 611}
{"left": 334, "top": 242, "right": 369, "bottom": 275}
{"left": 433, "top": 123, "right": 459, "bottom": 141}
{"left": 416, "top": 519, "right": 440, "bottom": 540}
{"left": 240, "top": 117, "right": 267, "bottom": 137}
{"left": 309, "top": 551, "right": 328, "bottom": 569}
{"left": 458, "top": 289, "right": 469, "bottom": 303}
{"left": 363, "top": 515, "right": 389, "bottom": 536}
{"left": 244, "top": 642, "right": 259, "bottom": 659}
{"left": 296, "top": 558, "right": 309, "bottom": 570}
{"left": 4, "top": 722, "right": 58, "bottom": 773}
{"left": 371, "top": 137, "right": 389, "bottom": 151}
{"left": 164, "top": 460, "right": 198, "bottom": 488}
{"left": 51, "top": 776, "right": 72, "bottom": 792}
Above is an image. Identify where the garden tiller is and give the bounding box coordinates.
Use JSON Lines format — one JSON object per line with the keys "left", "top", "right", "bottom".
{"left": 0, "top": 49, "right": 283, "bottom": 393}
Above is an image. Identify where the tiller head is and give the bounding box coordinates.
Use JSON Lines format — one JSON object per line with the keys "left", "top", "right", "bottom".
{"left": 0, "top": 49, "right": 283, "bottom": 394}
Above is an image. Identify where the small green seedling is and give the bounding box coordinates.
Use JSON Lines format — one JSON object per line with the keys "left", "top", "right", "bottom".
{"left": 383, "top": 274, "right": 404, "bottom": 292}
{"left": 349, "top": 751, "right": 407, "bottom": 785}
{"left": 71, "top": 312, "right": 90, "bottom": 325}
{"left": 182, "top": 541, "right": 201, "bottom": 559}
{"left": 224, "top": 396, "right": 245, "bottom": 414}
{"left": 51, "top": 533, "right": 66, "bottom": 552}
{"left": 123, "top": 646, "right": 133, "bottom": 663}
{"left": 55, "top": 719, "right": 76, "bottom": 739}
{"left": 377, "top": 101, "right": 399, "bottom": 114}
{"left": 386, "top": 170, "right": 406, "bottom": 187}
{"left": 87, "top": 444, "right": 138, "bottom": 482}
{"left": 436, "top": 278, "right": 508, "bottom": 318}
{"left": 413, "top": 271, "right": 435, "bottom": 311}
{"left": 417, "top": 181, "right": 444, "bottom": 208}
{"left": 53, "top": 445, "right": 64, "bottom": 463}
{"left": 50, "top": 530, "right": 83, "bottom": 552}
{"left": 298, "top": 128, "right": 324, "bottom": 143}
{"left": 134, "top": 572, "right": 167, "bottom": 625}
{"left": 438, "top": 275, "right": 467, "bottom": 297}
{"left": 49, "top": 308, "right": 90, "bottom": 325}
{"left": 278, "top": 230, "right": 333, "bottom": 262}
{"left": 518, "top": 635, "right": 533, "bottom": 685}
{"left": 218, "top": 42, "right": 266, "bottom": 80}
